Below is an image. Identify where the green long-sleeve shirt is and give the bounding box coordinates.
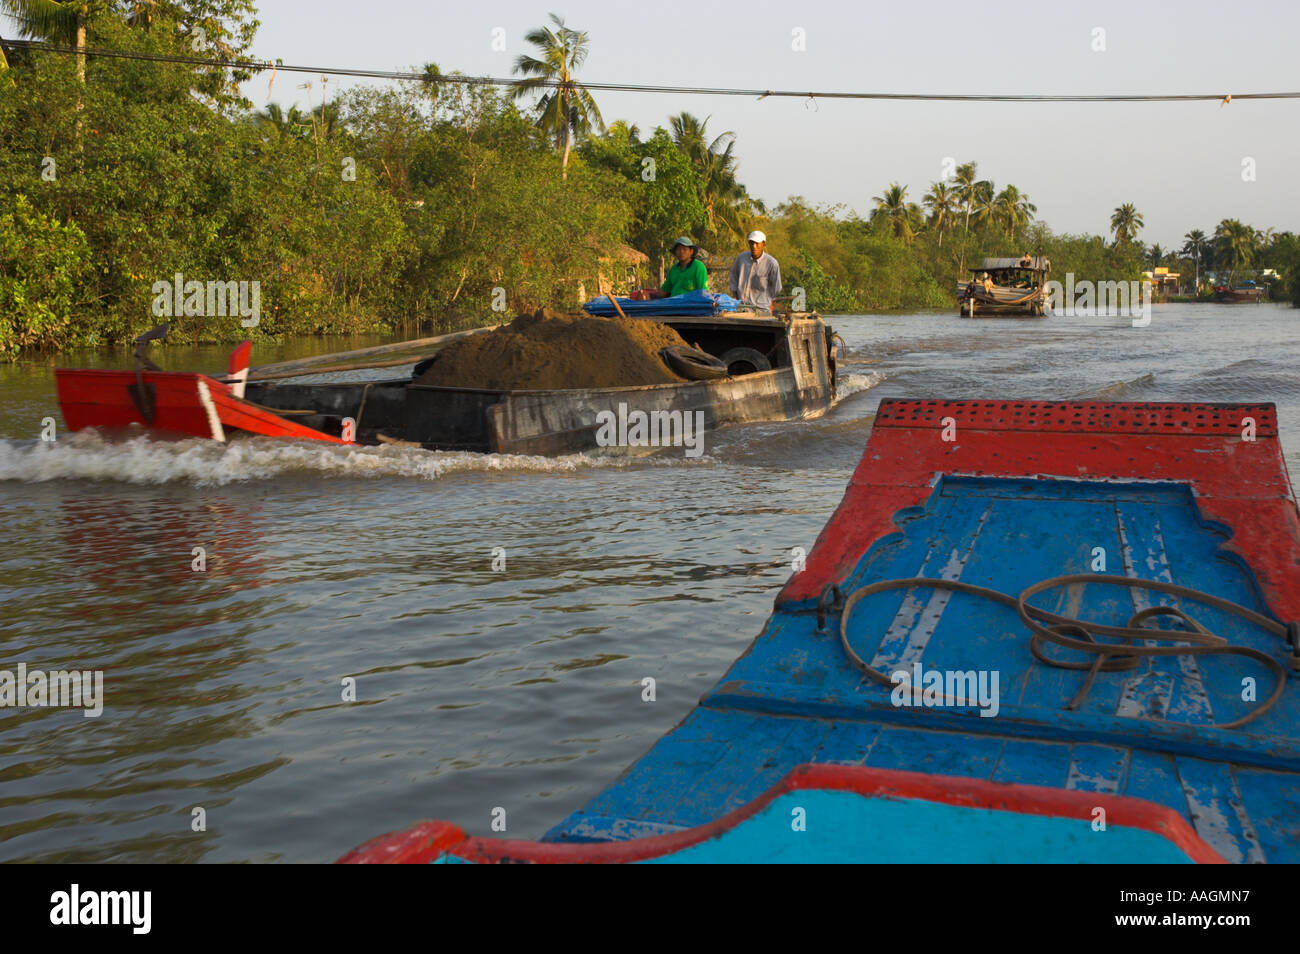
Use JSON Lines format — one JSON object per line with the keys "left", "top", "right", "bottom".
{"left": 661, "top": 259, "right": 708, "bottom": 297}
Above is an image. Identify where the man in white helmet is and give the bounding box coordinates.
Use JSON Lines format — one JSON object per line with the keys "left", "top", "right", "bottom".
{"left": 729, "top": 230, "right": 783, "bottom": 312}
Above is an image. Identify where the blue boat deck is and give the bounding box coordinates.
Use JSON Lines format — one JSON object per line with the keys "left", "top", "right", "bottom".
{"left": 545, "top": 474, "right": 1299, "bottom": 863}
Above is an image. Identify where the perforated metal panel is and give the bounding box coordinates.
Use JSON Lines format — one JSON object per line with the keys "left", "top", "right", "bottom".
{"left": 874, "top": 399, "right": 1277, "bottom": 436}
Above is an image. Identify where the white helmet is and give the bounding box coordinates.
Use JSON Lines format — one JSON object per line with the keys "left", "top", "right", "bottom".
{"left": 747, "top": 230, "right": 767, "bottom": 243}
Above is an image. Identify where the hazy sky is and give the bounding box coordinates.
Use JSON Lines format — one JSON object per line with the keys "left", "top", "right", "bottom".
{"left": 8, "top": 0, "right": 1299, "bottom": 247}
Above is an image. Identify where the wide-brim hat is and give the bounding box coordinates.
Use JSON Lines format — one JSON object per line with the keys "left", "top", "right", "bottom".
{"left": 671, "top": 236, "right": 696, "bottom": 250}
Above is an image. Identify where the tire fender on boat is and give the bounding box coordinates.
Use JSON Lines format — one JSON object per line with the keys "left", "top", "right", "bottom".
{"left": 717, "top": 347, "right": 773, "bottom": 376}
{"left": 659, "top": 345, "right": 729, "bottom": 381}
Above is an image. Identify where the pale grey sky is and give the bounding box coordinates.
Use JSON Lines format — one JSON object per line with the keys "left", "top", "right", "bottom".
{"left": 8, "top": 0, "right": 1299, "bottom": 247}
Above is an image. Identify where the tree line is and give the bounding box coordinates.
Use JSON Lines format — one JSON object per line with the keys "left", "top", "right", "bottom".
{"left": 2, "top": 4, "right": 1297, "bottom": 358}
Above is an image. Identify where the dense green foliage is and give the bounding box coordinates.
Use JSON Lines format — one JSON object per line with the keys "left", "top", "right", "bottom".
{"left": 0, "top": 194, "right": 91, "bottom": 355}
{"left": 1, "top": 5, "right": 1296, "bottom": 359}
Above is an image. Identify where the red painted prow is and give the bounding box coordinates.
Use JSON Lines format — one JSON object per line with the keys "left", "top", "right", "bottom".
{"left": 778, "top": 400, "right": 1300, "bottom": 631}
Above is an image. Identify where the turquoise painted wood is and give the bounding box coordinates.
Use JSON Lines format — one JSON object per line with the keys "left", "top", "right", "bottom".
{"left": 543, "top": 475, "right": 1297, "bottom": 863}
{"left": 434, "top": 789, "right": 1200, "bottom": 863}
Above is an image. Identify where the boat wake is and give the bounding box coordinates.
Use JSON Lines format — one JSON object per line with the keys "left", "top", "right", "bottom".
{"left": 1070, "top": 372, "right": 1156, "bottom": 401}
{"left": 833, "top": 371, "right": 885, "bottom": 404}
{"left": 0, "top": 431, "right": 700, "bottom": 487}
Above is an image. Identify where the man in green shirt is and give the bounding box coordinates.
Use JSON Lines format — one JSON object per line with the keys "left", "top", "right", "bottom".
{"left": 657, "top": 236, "right": 708, "bottom": 297}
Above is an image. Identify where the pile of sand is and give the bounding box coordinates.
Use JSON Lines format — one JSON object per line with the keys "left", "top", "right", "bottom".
{"left": 415, "top": 308, "right": 692, "bottom": 390}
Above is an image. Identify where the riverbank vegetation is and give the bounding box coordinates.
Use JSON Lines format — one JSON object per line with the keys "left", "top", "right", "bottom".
{"left": 2, "top": 3, "right": 1297, "bottom": 358}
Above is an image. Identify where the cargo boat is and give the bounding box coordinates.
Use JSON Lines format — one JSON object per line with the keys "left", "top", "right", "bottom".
{"left": 1213, "top": 282, "right": 1267, "bottom": 303}
{"left": 54, "top": 306, "right": 839, "bottom": 456}
{"left": 959, "top": 257, "right": 1051, "bottom": 317}
{"left": 342, "top": 398, "right": 1300, "bottom": 863}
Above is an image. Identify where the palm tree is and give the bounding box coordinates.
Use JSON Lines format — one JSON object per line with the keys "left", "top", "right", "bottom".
{"left": 513, "top": 13, "right": 604, "bottom": 179}
{"left": 1110, "top": 203, "right": 1143, "bottom": 245}
{"left": 256, "top": 103, "right": 312, "bottom": 141}
{"left": 0, "top": 0, "right": 84, "bottom": 81}
{"left": 1148, "top": 244, "right": 1163, "bottom": 268}
{"left": 1181, "top": 230, "right": 1209, "bottom": 289}
{"left": 606, "top": 119, "right": 641, "bottom": 144}
{"left": 952, "top": 162, "right": 978, "bottom": 234}
{"left": 951, "top": 161, "right": 979, "bottom": 275}
{"left": 922, "top": 182, "right": 957, "bottom": 247}
{"left": 1214, "top": 219, "right": 1256, "bottom": 280}
{"left": 969, "top": 180, "right": 995, "bottom": 230}
{"left": 669, "top": 112, "right": 746, "bottom": 243}
{"left": 992, "top": 185, "right": 1036, "bottom": 240}
{"left": 872, "top": 183, "right": 922, "bottom": 245}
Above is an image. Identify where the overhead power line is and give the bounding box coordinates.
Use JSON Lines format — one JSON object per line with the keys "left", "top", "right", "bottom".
{"left": 5, "top": 39, "right": 1299, "bottom": 103}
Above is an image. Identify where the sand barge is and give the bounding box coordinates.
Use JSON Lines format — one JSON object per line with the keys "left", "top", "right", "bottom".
{"left": 415, "top": 309, "right": 691, "bottom": 390}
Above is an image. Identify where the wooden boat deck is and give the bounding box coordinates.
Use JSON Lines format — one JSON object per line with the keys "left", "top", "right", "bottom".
{"left": 538, "top": 400, "right": 1300, "bottom": 862}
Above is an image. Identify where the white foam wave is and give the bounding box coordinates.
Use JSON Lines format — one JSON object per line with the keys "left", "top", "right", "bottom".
{"left": 833, "top": 371, "right": 885, "bottom": 402}
{"left": 0, "top": 431, "right": 696, "bottom": 487}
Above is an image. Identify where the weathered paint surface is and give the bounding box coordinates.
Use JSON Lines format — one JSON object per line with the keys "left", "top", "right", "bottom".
{"left": 55, "top": 368, "right": 349, "bottom": 444}
{"left": 339, "top": 764, "right": 1221, "bottom": 864}
{"left": 341, "top": 399, "right": 1300, "bottom": 863}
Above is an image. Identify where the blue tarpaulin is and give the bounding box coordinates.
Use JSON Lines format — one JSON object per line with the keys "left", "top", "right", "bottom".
{"left": 582, "top": 288, "right": 744, "bottom": 317}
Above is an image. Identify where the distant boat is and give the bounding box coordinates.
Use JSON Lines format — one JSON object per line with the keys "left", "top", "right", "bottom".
{"left": 1213, "top": 281, "right": 1267, "bottom": 303}
{"left": 959, "top": 256, "right": 1051, "bottom": 317}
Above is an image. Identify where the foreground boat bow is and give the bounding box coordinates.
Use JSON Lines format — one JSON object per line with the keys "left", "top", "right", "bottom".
{"left": 344, "top": 399, "right": 1300, "bottom": 863}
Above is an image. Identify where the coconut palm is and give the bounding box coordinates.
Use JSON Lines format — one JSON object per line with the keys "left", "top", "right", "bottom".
{"left": 512, "top": 13, "right": 604, "bottom": 179}
{"left": 871, "top": 183, "right": 922, "bottom": 245}
{"left": 951, "top": 162, "right": 978, "bottom": 234}
{"left": 1214, "top": 219, "right": 1256, "bottom": 280}
{"left": 256, "top": 103, "right": 312, "bottom": 141}
{"left": 969, "top": 180, "right": 996, "bottom": 230}
{"left": 0, "top": 0, "right": 83, "bottom": 80}
{"left": 1181, "top": 229, "right": 1208, "bottom": 289}
{"left": 951, "top": 161, "right": 980, "bottom": 274}
{"left": 0, "top": 1, "right": 156, "bottom": 81}
{"left": 1110, "top": 204, "right": 1144, "bottom": 245}
{"left": 669, "top": 112, "right": 746, "bottom": 243}
{"left": 992, "top": 185, "right": 1036, "bottom": 240}
{"left": 606, "top": 119, "right": 641, "bottom": 144}
{"left": 922, "top": 182, "right": 957, "bottom": 246}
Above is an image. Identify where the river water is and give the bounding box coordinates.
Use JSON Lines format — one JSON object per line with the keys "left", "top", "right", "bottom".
{"left": 0, "top": 302, "right": 1296, "bottom": 862}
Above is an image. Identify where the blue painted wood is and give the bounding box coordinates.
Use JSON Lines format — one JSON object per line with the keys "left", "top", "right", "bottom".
{"left": 544, "top": 475, "right": 1300, "bottom": 861}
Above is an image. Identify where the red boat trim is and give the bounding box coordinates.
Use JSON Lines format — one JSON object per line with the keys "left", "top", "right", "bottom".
{"left": 55, "top": 368, "right": 350, "bottom": 444}
{"left": 336, "top": 763, "right": 1225, "bottom": 864}
{"left": 778, "top": 400, "right": 1300, "bottom": 628}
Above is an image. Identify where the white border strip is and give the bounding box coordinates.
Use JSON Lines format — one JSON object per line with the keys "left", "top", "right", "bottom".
{"left": 196, "top": 379, "right": 226, "bottom": 442}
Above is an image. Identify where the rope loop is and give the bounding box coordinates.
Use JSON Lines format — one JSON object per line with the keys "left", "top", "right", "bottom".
{"left": 838, "top": 575, "right": 1291, "bottom": 730}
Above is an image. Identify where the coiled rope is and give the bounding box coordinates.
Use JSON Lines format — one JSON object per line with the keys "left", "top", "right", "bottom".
{"left": 838, "top": 574, "right": 1292, "bottom": 730}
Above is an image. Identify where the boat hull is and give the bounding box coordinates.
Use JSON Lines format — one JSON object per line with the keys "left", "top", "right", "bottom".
{"left": 958, "top": 283, "right": 1049, "bottom": 317}
{"left": 340, "top": 764, "right": 1222, "bottom": 864}
{"left": 1214, "top": 288, "right": 1267, "bottom": 303}
{"left": 245, "top": 315, "right": 836, "bottom": 454}
{"left": 54, "top": 368, "right": 348, "bottom": 443}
